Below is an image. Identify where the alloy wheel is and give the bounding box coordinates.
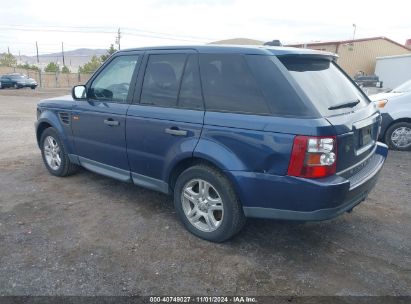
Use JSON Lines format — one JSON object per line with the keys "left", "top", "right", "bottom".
{"left": 181, "top": 179, "right": 224, "bottom": 232}
{"left": 43, "top": 136, "right": 61, "bottom": 170}
{"left": 391, "top": 127, "right": 411, "bottom": 148}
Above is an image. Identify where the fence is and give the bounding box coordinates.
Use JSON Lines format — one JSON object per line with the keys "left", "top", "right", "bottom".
{"left": 0, "top": 67, "right": 92, "bottom": 88}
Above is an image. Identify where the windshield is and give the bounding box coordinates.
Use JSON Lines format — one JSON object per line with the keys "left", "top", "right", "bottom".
{"left": 279, "top": 57, "right": 369, "bottom": 116}
{"left": 392, "top": 79, "right": 411, "bottom": 93}
{"left": 10, "top": 75, "right": 26, "bottom": 80}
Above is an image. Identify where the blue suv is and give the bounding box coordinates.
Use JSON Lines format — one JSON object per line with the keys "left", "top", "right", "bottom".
{"left": 35, "top": 45, "right": 388, "bottom": 242}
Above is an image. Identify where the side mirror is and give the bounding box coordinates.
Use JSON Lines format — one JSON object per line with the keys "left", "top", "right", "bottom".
{"left": 72, "top": 85, "right": 87, "bottom": 100}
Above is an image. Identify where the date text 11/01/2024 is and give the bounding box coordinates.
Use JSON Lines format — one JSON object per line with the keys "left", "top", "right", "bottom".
{"left": 149, "top": 296, "right": 257, "bottom": 303}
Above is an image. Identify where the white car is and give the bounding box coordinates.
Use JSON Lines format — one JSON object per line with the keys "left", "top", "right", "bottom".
{"left": 369, "top": 80, "right": 411, "bottom": 151}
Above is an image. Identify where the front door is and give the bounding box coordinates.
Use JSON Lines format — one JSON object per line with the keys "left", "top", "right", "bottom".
{"left": 71, "top": 53, "right": 141, "bottom": 181}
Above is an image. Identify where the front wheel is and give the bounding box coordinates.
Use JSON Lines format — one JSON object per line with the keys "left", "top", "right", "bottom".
{"left": 31, "top": 86, "right": 36, "bottom": 90}
{"left": 385, "top": 122, "right": 411, "bottom": 151}
{"left": 40, "top": 127, "right": 79, "bottom": 176}
{"left": 174, "top": 164, "right": 245, "bottom": 242}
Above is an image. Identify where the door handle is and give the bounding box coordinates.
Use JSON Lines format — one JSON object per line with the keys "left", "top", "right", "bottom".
{"left": 165, "top": 127, "right": 188, "bottom": 136}
{"left": 104, "top": 119, "right": 120, "bottom": 126}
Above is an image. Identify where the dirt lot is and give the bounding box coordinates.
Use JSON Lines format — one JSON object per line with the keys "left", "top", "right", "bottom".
{"left": 0, "top": 88, "right": 410, "bottom": 296}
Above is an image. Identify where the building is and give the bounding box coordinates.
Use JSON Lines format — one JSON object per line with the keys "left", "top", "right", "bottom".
{"left": 287, "top": 37, "right": 411, "bottom": 77}
{"left": 375, "top": 54, "right": 411, "bottom": 89}
{"left": 209, "top": 38, "right": 264, "bottom": 45}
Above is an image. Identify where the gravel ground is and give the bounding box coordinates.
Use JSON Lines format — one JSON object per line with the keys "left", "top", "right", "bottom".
{"left": 0, "top": 88, "right": 410, "bottom": 296}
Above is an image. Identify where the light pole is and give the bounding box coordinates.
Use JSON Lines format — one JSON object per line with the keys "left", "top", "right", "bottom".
{"left": 352, "top": 24, "right": 357, "bottom": 41}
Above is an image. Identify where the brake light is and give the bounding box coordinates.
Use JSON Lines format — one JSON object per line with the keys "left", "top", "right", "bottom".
{"left": 287, "top": 136, "right": 337, "bottom": 178}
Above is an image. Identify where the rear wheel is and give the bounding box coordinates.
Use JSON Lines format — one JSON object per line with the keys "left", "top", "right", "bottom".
{"left": 40, "top": 127, "right": 79, "bottom": 176}
{"left": 385, "top": 122, "right": 411, "bottom": 151}
{"left": 173, "top": 164, "right": 245, "bottom": 242}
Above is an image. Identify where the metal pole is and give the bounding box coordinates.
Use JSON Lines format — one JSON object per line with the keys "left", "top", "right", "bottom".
{"left": 352, "top": 24, "right": 357, "bottom": 41}
{"left": 116, "top": 28, "right": 121, "bottom": 50}
{"left": 36, "top": 41, "right": 42, "bottom": 88}
{"left": 62, "top": 42, "right": 66, "bottom": 67}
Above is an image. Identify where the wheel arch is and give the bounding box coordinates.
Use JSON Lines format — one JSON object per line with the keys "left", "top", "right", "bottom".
{"left": 35, "top": 111, "right": 71, "bottom": 152}
{"left": 383, "top": 117, "right": 411, "bottom": 137}
{"left": 36, "top": 121, "right": 54, "bottom": 146}
{"left": 167, "top": 157, "right": 242, "bottom": 201}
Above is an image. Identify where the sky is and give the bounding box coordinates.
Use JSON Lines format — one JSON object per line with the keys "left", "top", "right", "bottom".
{"left": 0, "top": 0, "right": 410, "bottom": 56}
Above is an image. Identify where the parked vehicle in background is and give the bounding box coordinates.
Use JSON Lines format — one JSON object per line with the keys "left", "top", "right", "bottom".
{"left": 369, "top": 79, "right": 411, "bottom": 151}
{"left": 354, "top": 73, "right": 382, "bottom": 88}
{"left": 35, "top": 45, "right": 388, "bottom": 242}
{"left": 0, "top": 74, "right": 37, "bottom": 89}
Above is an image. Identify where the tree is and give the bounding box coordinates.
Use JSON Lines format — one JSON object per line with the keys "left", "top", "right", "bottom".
{"left": 17, "top": 63, "right": 40, "bottom": 71}
{"left": 78, "top": 55, "right": 101, "bottom": 73}
{"left": 61, "top": 65, "right": 71, "bottom": 73}
{"left": 44, "top": 62, "right": 59, "bottom": 73}
{"left": 0, "top": 53, "right": 17, "bottom": 67}
{"left": 100, "top": 44, "right": 117, "bottom": 63}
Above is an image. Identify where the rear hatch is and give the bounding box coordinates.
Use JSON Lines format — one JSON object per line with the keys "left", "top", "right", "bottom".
{"left": 279, "top": 56, "right": 380, "bottom": 174}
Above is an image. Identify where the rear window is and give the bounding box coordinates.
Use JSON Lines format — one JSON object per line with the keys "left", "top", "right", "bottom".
{"left": 279, "top": 57, "right": 369, "bottom": 116}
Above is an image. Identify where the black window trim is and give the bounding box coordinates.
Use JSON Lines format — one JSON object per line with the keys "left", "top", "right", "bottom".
{"left": 176, "top": 53, "right": 205, "bottom": 110}
{"left": 134, "top": 49, "right": 205, "bottom": 111}
{"left": 85, "top": 50, "right": 143, "bottom": 105}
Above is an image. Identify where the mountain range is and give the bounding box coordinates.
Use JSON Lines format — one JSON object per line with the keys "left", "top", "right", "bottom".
{"left": 17, "top": 48, "right": 107, "bottom": 72}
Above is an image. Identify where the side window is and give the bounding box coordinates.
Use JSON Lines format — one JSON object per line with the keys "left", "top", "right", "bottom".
{"left": 177, "top": 55, "right": 203, "bottom": 110}
{"left": 140, "top": 54, "right": 186, "bottom": 107}
{"left": 89, "top": 55, "right": 139, "bottom": 103}
{"left": 199, "top": 54, "right": 271, "bottom": 115}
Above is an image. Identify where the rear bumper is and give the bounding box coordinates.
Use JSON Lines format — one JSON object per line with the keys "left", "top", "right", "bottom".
{"left": 230, "top": 142, "right": 388, "bottom": 221}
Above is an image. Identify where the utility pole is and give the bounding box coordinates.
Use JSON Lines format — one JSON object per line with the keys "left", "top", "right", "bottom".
{"left": 61, "top": 42, "right": 66, "bottom": 67}
{"left": 35, "top": 41, "right": 40, "bottom": 64}
{"left": 7, "top": 46, "right": 10, "bottom": 54}
{"left": 352, "top": 24, "right": 357, "bottom": 41}
{"left": 115, "top": 28, "right": 121, "bottom": 50}
{"left": 36, "top": 41, "right": 42, "bottom": 88}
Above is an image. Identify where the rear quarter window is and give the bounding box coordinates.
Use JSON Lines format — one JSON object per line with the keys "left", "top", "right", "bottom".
{"left": 245, "top": 55, "right": 313, "bottom": 117}
{"left": 199, "top": 54, "right": 271, "bottom": 115}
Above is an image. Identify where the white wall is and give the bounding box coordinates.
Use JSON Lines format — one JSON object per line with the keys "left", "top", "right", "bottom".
{"left": 375, "top": 54, "right": 411, "bottom": 89}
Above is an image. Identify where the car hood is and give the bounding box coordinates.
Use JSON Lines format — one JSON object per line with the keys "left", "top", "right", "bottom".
{"left": 369, "top": 92, "right": 404, "bottom": 101}
{"left": 38, "top": 95, "right": 75, "bottom": 109}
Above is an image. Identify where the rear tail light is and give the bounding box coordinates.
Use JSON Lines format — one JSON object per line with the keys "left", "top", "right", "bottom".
{"left": 287, "top": 136, "right": 337, "bottom": 178}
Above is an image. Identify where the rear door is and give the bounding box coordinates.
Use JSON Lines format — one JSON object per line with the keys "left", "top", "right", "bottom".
{"left": 71, "top": 52, "right": 141, "bottom": 181}
{"left": 126, "top": 50, "right": 204, "bottom": 191}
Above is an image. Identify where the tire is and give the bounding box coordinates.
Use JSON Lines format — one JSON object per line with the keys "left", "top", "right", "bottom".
{"left": 173, "top": 164, "right": 246, "bottom": 242}
{"left": 14, "top": 83, "right": 19, "bottom": 89}
{"left": 31, "top": 86, "right": 36, "bottom": 90}
{"left": 384, "top": 122, "right": 411, "bottom": 151}
{"left": 40, "top": 127, "right": 79, "bottom": 176}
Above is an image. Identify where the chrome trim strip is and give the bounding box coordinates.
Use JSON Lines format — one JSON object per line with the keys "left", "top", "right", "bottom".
{"left": 349, "top": 155, "right": 384, "bottom": 190}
